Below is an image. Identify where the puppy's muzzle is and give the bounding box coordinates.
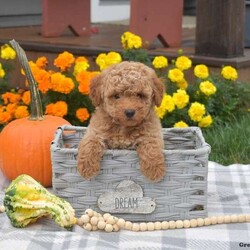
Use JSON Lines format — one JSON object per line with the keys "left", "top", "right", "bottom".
{"left": 124, "top": 109, "right": 136, "bottom": 118}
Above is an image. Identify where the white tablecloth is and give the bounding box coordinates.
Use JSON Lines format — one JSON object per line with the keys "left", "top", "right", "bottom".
{"left": 0, "top": 161, "right": 250, "bottom": 250}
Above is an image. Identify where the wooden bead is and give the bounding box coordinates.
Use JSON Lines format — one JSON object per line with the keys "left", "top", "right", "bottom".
{"left": 92, "top": 225, "right": 98, "bottom": 231}
{"left": 230, "top": 215, "right": 238, "bottom": 223}
{"left": 169, "top": 221, "right": 176, "bottom": 229}
{"left": 132, "top": 223, "right": 140, "bottom": 232}
{"left": 224, "top": 215, "right": 231, "bottom": 223}
{"left": 77, "top": 217, "right": 84, "bottom": 226}
{"left": 97, "top": 220, "right": 106, "bottom": 230}
{"left": 103, "top": 213, "right": 111, "bottom": 221}
{"left": 154, "top": 221, "right": 162, "bottom": 230}
{"left": 176, "top": 220, "right": 184, "bottom": 229}
{"left": 105, "top": 224, "right": 113, "bottom": 232}
{"left": 93, "top": 211, "right": 99, "bottom": 217}
{"left": 83, "top": 223, "right": 92, "bottom": 231}
{"left": 190, "top": 219, "right": 198, "bottom": 228}
{"left": 117, "top": 218, "right": 125, "bottom": 228}
{"left": 197, "top": 218, "right": 204, "bottom": 227}
{"left": 147, "top": 222, "right": 155, "bottom": 231}
{"left": 85, "top": 209, "right": 94, "bottom": 217}
{"left": 90, "top": 216, "right": 99, "bottom": 226}
{"left": 98, "top": 217, "right": 105, "bottom": 222}
{"left": 217, "top": 216, "right": 224, "bottom": 224}
{"left": 0, "top": 205, "right": 5, "bottom": 213}
{"left": 106, "top": 216, "right": 117, "bottom": 225}
{"left": 161, "top": 221, "right": 169, "bottom": 230}
{"left": 183, "top": 220, "right": 191, "bottom": 228}
{"left": 245, "top": 214, "right": 250, "bottom": 222}
{"left": 211, "top": 216, "right": 217, "bottom": 225}
{"left": 125, "top": 221, "right": 133, "bottom": 230}
{"left": 238, "top": 215, "right": 246, "bottom": 223}
{"left": 204, "top": 218, "right": 211, "bottom": 226}
{"left": 139, "top": 222, "right": 147, "bottom": 231}
{"left": 80, "top": 214, "right": 90, "bottom": 224}
{"left": 113, "top": 224, "right": 120, "bottom": 232}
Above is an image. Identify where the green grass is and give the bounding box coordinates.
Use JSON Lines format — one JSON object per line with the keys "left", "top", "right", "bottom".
{"left": 203, "top": 114, "right": 250, "bottom": 166}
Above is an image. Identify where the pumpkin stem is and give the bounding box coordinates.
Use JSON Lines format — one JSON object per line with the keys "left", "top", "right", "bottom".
{"left": 9, "top": 40, "right": 44, "bottom": 121}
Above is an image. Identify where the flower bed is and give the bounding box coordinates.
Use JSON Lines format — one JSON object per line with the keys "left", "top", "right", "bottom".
{"left": 0, "top": 32, "right": 249, "bottom": 131}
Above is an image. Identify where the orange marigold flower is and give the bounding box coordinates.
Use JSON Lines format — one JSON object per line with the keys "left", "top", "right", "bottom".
{"left": 21, "top": 91, "right": 31, "bottom": 105}
{"left": 6, "top": 103, "right": 17, "bottom": 117}
{"left": 14, "top": 106, "right": 29, "bottom": 119}
{"left": 36, "top": 56, "right": 48, "bottom": 69}
{"left": 76, "top": 71, "right": 99, "bottom": 95}
{"left": 75, "top": 56, "right": 88, "bottom": 63}
{"left": 2, "top": 92, "right": 21, "bottom": 104}
{"left": 76, "top": 108, "right": 90, "bottom": 122}
{"left": 54, "top": 51, "right": 75, "bottom": 71}
{"left": 45, "top": 101, "right": 68, "bottom": 117}
{"left": 0, "top": 111, "right": 12, "bottom": 124}
{"left": 51, "top": 72, "right": 75, "bottom": 94}
{"left": 34, "top": 69, "right": 52, "bottom": 94}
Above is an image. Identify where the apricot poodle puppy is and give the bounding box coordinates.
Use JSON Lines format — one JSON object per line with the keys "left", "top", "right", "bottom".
{"left": 77, "top": 61, "right": 166, "bottom": 182}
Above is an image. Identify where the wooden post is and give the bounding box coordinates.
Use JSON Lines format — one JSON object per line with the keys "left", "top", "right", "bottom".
{"left": 130, "top": 0, "right": 184, "bottom": 48}
{"left": 195, "top": 0, "right": 245, "bottom": 58}
{"left": 41, "top": 0, "right": 91, "bottom": 37}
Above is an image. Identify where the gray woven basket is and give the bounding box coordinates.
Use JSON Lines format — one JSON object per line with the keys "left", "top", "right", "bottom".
{"left": 51, "top": 125, "right": 210, "bottom": 221}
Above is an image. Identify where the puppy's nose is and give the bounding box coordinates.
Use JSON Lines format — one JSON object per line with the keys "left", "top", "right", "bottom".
{"left": 125, "top": 109, "right": 135, "bottom": 118}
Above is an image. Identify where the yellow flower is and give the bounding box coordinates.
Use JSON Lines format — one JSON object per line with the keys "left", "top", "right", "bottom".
{"left": 54, "top": 51, "right": 75, "bottom": 71}
{"left": 0, "top": 44, "right": 16, "bottom": 60}
{"left": 174, "top": 121, "right": 189, "bottom": 128}
{"left": 221, "top": 66, "right": 238, "bottom": 80}
{"left": 172, "top": 89, "right": 189, "bottom": 109}
{"left": 168, "top": 68, "right": 184, "bottom": 83}
{"left": 73, "top": 61, "right": 90, "bottom": 75}
{"left": 106, "top": 52, "right": 122, "bottom": 66}
{"left": 188, "top": 102, "right": 206, "bottom": 122}
{"left": 198, "top": 115, "right": 213, "bottom": 128}
{"left": 76, "top": 108, "right": 90, "bottom": 122}
{"left": 155, "top": 94, "right": 175, "bottom": 118}
{"left": 0, "top": 63, "right": 5, "bottom": 78}
{"left": 96, "top": 53, "right": 107, "bottom": 71}
{"left": 176, "top": 78, "right": 188, "bottom": 89}
{"left": 175, "top": 56, "right": 192, "bottom": 71}
{"left": 194, "top": 64, "right": 209, "bottom": 79}
{"left": 199, "top": 81, "right": 217, "bottom": 96}
{"left": 51, "top": 72, "right": 75, "bottom": 94}
{"left": 45, "top": 101, "right": 68, "bottom": 117}
{"left": 14, "top": 106, "right": 29, "bottom": 119}
{"left": 96, "top": 52, "right": 122, "bottom": 71}
{"left": 152, "top": 56, "right": 168, "bottom": 69}
{"left": 121, "top": 31, "right": 142, "bottom": 49}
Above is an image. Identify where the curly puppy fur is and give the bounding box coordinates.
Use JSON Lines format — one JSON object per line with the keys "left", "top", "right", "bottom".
{"left": 77, "top": 61, "right": 166, "bottom": 182}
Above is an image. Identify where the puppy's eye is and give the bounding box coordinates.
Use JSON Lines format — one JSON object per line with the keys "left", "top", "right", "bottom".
{"left": 137, "top": 93, "right": 145, "bottom": 99}
{"left": 113, "top": 94, "right": 120, "bottom": 99}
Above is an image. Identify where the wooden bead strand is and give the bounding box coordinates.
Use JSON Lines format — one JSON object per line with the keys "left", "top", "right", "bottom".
{"left": 78, "top": 209, "right": 250, "bottom": 233}
{"left": 0, "top": 204, "right": 249, "bottom": 233}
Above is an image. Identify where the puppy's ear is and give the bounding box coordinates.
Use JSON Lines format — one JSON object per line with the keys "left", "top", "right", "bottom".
{"left": 89, "top": 74, "right": 103, "bottom": 107}
{"left": 152, "top": 75, "right": 165, "bottom": 107}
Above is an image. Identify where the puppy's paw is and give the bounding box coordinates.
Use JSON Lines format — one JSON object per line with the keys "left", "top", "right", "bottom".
{"left": 77, "top": 160, "right": 100, "bottom": 180}
{"left": 141, "top": 162, "right": 165, "bottom": 182}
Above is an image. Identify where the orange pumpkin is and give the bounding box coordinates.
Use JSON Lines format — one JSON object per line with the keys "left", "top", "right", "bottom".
{"left": 0, "top": 40, "right": 70, "bottom": 187}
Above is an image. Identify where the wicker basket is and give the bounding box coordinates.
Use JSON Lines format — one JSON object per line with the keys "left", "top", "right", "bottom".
{"left": 51, "top": 125, "right": 210, "bottom": 221}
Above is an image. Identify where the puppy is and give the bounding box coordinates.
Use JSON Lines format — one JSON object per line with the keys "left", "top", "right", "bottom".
{"left": 77, "top": 61, "right": 165, "bottom": 182}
